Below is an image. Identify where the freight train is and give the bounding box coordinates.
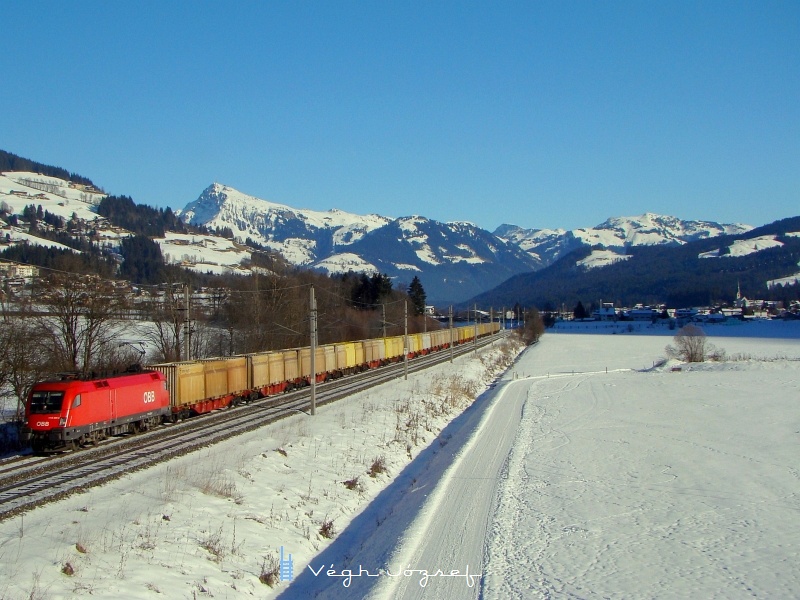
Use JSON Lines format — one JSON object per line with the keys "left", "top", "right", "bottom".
{"left": 24, "top": 322, "right": 500, "bottom": 452}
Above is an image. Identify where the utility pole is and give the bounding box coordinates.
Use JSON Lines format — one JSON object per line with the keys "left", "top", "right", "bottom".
{"left": 382, "top": 304, "right": 386, "bottom": 339}
{"left": 449, "top": 305, "right": 454, "bottom": 363}
{"left": 183, "top": 284, "right": 191, "bottom": 361}
{"left": 404, "top": 301, "right": 408, "bottom": 380}
{"left": 310, "top": 285, "right": 317, "bottom": 416}
{"left": 474, "top": 303, "right": 478, "bottom": 355}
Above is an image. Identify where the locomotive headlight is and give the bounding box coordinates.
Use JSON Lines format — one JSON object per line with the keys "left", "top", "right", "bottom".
{"left": 59, "top": 418, "right": 66, "bottom": 426}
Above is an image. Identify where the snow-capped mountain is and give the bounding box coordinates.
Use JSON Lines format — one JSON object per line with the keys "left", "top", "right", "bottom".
{"left": 180, "top": 187, "right": 758, "bottom": 303}
{"left": 180, "top": 183, "right": 391, "bottom": 266}
{"left": 3, "top": 149, "right": 794, "bottom": 310}
{"left": 180, "top": 184, "right": 538, "bottom": 303}
{"left": 495, "top": 213, "right": 753, "bottom": 269}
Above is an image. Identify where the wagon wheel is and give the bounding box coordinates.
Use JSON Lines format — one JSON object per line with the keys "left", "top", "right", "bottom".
{"left": 131, "top": 422, "right": 141, "bottom": 434}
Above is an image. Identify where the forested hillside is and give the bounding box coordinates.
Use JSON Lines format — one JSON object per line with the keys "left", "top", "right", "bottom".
{"left": 97, "top": 195, "right": 187, "bottom": 237}
{"left": 469, "top": 220, "right": 800, "bottom": 311}
{"left": 0, "top": 149, "right": 95, "bottom": 187}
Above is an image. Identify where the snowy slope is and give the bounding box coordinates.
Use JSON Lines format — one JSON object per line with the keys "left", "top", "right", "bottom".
{"left": 0, "top": 174, "right": 270, "bottom": 278}
{"left": 576, "top": 248, "right": 631, "bottom": 270}
{"left": 313, "top": 252, "right": 379, "bottom": 275}
{"left": 699, "top": 234, "right": 789, "bottom": 258}
{"left": 1, "top": 226, "right": 79, "bottom": 252}
{"left": 0, "top": 171, "right": 104, "bottom": 222}
{"left": 482, "top": 327, "right": 800, "bottom": 599}
{"left": 591, "top": 213, "right": 750, "bottom": 245}
{"left": 156, "top": 232, "right": 253, "bottom": 275}
{"left": 180, "top": 183, "right": 391, "bottom": 265}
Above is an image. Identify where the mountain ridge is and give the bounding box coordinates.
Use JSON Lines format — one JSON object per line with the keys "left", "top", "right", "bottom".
{"left": 4, "top": 145, "right": 789, "bottom": 308}
{"left": 469, "top": 216, "right": 800, "bottom": 310}
{"left": 179, "top": 183, "right": 539, "bottom": 303}
{"left": 179, "top": 183, "right": 755, "bottom": 303}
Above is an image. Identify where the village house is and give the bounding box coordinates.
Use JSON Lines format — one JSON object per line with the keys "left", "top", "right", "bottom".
{"left": 592, "top": 302, "right": 618, "bottom": 321}
{"left": 0, "top": 261, "right": 39, "bottom": 279}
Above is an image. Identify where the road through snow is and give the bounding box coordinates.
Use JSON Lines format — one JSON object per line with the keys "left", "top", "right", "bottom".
{"left": 279, "top": 357, "right": 532, "bottom": 599}
{"left": 363, "top": 375, "right": 532, "bottom": 600}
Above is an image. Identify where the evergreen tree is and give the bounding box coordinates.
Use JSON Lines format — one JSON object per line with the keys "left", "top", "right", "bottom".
{"left": 0, "top": 149, "right": 95, "bottom": 186}
{"left": 97, "top": 195, "right": 187, "bottom": 237}
{"left": 350, "top": 272, "right": 394, "bottom": 309}
{"left": 407, "top": 276, "right": 426, "bottom": 316}
{"left": 119, "top": 234, "right": 166, "bottom": 284}
{"left": 573, "top": 301, "right": 587, "bottom": 320}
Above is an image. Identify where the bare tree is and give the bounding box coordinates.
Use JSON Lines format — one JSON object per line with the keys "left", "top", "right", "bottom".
{"left": 666, "top": 324, "right": 708, "bottom": 363}
{"left": 518, "top": 307, "right": 545, "bottom": 345}
{"left": 1, "top": 310, "right": 52, "bottom": 422}
{"left": 142, "top": 285, "right": 185, "bottom": 363}
{"left": 39, "top": 273, "right": 127, "bottom": 373}
{"left": 222, "top": 272, "right": 308, "bottom": 354}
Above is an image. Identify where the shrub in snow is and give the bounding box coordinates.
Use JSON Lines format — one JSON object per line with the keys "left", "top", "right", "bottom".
{"left": 259, "top": 554, "right": 280, "bottom": 587}
{"left": 666, "top": 324, "right": 708, "bottom": 363}
{"left": 368, "top": 455, "right": 387, "bottom": 478}
{"left": 319, "top": 518, "right": 336, "bottom": 539}
{"left": 343, "top": 476, "right": 364, "bottom": 492}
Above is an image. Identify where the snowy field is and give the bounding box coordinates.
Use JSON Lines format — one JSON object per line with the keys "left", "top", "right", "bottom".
{"left": 484, "top": 323, "right": 800, "bottom": 599}
{"left": 0, "top": 321, "right": 798, "bottom": 599}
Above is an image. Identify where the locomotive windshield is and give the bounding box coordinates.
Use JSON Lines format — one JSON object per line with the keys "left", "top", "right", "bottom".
{"left": 29, "top": 391, "right": 65, "bottom": 414}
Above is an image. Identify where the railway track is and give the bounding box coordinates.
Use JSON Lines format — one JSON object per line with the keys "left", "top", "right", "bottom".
{"left": 0, "top": 333, "right": 505, "bottom": 520}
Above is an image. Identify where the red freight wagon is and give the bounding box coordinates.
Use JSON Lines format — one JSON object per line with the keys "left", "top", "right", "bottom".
{"left": 25, "top": 370, "right": 170, "bottom": 452}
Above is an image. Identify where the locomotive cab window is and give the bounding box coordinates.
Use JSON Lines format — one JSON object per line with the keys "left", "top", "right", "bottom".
{"left": 29, "top": 391, "right": 65, "bottom": 414}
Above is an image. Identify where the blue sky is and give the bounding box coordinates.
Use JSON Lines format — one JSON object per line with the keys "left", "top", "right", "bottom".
{"left": 1, "top": 1, "right": 797, "bottom": 231}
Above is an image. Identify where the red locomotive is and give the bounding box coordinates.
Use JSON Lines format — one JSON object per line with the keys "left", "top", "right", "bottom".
{"left": 25, "top": 370, "right": 171, "bottom": 452}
